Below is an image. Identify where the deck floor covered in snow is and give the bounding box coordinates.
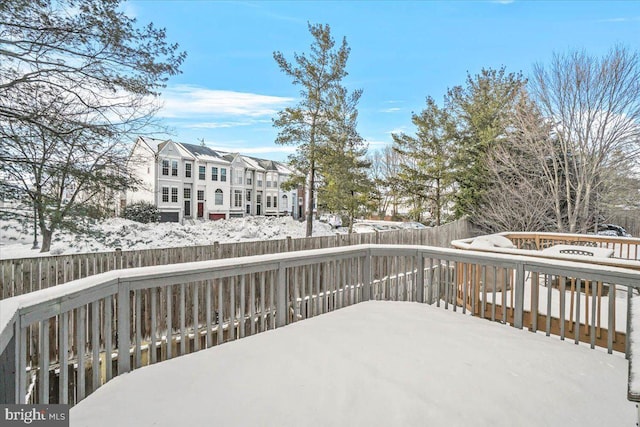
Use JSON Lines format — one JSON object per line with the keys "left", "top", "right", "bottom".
{"left": 70, "top": 301, "right": 635, "bottom": 427}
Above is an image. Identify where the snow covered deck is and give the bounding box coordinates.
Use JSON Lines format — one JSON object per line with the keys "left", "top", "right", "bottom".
{"left": 70, "top": 301, "right": 635, "bottom": 427}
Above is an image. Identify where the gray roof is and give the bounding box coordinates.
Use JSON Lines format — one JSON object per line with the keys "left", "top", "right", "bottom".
{"left": 180, "top": 142, "right": 224, "bottom": 159}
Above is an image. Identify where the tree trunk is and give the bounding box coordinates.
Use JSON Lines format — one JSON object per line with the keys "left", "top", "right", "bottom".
{"left": 40, "top": 228, "right": 52, "bottom": 253}
{"left": 306, "top": 164, "right": 315, "bottom": 237}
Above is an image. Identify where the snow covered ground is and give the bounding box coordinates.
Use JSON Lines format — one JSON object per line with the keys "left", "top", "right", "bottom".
{"left": 0, "top": 216, "right": 337, "bottom": 260}
{"left": 70, "top": 301, "right": 635, "bottom": 427}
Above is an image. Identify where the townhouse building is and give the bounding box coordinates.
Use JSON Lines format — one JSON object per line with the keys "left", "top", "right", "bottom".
{"left": 125, "top": 137, "right": 302, "bottom": 222}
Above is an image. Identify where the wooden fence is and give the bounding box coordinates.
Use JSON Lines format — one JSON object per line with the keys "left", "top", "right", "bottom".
{"left": 0, "top": 218, "right": 479, "bottom": 300}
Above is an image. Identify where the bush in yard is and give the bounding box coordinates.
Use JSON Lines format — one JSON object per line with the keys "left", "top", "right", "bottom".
{"left": 122, "top": 202, "right": 160, "bottom": 224}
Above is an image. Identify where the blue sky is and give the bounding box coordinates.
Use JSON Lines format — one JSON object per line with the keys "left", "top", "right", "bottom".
{"left": 125, "top": 0, "right": 640, "bottom": 160}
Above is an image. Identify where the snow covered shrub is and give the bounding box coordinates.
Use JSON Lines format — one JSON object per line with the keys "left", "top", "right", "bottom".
{"left": 122, "top": 202, "right": 160, "bottom": 224}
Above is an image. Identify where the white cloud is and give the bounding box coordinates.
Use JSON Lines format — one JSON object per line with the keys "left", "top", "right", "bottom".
{"left": 491, "top": 0, "right": 514, "bottom": 4}
{"left": 184, "top": 119, "right": 271, "bottom": 129}
{"left": 386, "top": 127, "right": 408, "bottom": 135}
{"left": 158, "top": 85, "right": 294, "bottom": 118}
{"left": 364, "top": 138, "right": 392, "bottom": 149}
{"left": 380, "top": 107, "right": 401, "bottom": 113}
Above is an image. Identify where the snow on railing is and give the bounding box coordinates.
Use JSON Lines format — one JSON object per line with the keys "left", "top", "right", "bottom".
{"left": 1, "top": 244, "right": 640, "bottom": 414}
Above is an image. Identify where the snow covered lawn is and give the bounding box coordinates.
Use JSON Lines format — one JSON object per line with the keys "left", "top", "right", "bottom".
{"left": 0, "top": 216, "right": 336, "bottom": 259}
{"left": 70, "top": 301, "right": 635, "bottom": 427}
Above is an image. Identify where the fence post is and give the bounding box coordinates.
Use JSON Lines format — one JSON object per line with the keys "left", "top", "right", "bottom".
{"left": 416, "top": 251, "right": 425, "bottom": 303}
{"left": 276, "top": 262, "right": 287, "bottom": 328}
{"left": 116, "top": 248, "right": 122, "bottom": 269}
{"left": 117, "top": 281, "right": 131, "bottom": 374}
{"left": 362, "top": 250, "right": 372, "bottom": 301}
{"left": 514, "top": 263, "right": 525, "bottom": 329}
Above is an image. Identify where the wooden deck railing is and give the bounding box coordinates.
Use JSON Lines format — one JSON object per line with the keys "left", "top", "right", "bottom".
{"left": 1, "top": 244, "right": 639, "bottom": 412}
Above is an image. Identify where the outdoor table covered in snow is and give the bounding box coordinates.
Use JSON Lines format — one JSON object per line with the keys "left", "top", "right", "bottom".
{"left": 70, "top": 301, "right": 635, "bottom": 427}
{"left": 541, "top": 244, "right": 615, "bottom": 258}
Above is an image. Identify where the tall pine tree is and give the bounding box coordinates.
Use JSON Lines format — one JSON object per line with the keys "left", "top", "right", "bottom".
{"left": 273, "top": 23, "right": 351, "bottom": 236}
{"left": 446, "top": 67, "right": 526, "bottom": 219}
{"left": 392, "top": 97, "right": 454, "bottom": 225}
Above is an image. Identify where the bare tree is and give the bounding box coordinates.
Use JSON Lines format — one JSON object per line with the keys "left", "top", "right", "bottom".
{"left": 532, "top": 45, "right": 640, "bottom": 232}
{"left": 0, "top": 0, "right": 185, "bottom": 251}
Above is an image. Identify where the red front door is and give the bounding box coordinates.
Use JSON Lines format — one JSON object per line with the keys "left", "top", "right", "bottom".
{"left": 197, "top": 202, "right": 204, "bottom": 218}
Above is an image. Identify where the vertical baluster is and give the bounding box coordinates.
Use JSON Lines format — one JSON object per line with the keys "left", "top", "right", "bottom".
{"left": 428, "top": 258, "right": 434, "bottom": 305}
{"left": 179, "top": 283, "right": 186, "bottom": 355}
{"left": 59, "top": 312, "right": 68, "bottom": 404}
{"left": 491, "top": 266, "right": 497, "bottom": 321}
{"left": 462, "top": 263, "right": 468, "bottom": 315}
{"left": 260, "top": 272, "right": 266, "bottom": 332}
{"left": 193, "top": 282, "right": 200, "bottom": 350}
{"left": 206, "top": 280, "right": 212, "bottom": 347}
{"left": 38, "top": 319, "right": 49, "bottom": 403}
{"left": 481, "top": 266, "right": 487, "bottom": 319}
{"left": 501, "top": 269, "right": 507, "bottom": 322}
{"left": 104, "top": 297, "right": 113, "bottom": 380}
{"left": 77, "top": 306, "right": 86, "bottom": 401}
{"left": 150, "top": 288, "right": 157, "bottom": 363}
{"left": 531, "top": 273, "right": 539, "bottom": 332}
{"left": 217, "top": 279, "right": 224, "bottom": 345}
{"left": 230, "top": 276, "right": 236, "bottom": 340}
{"left": 574, "top": 277, "right": 581, "bottom": 345}
{"left": 545, "top": 274, "right": 552, "bottom": 336}
{"left": 239, "top": 275, "right": 246, "bottom": 337}
{"left": 250, "top": 273, "right": 256, "bottom": 335}
{"left": 607, "top": 284, "right": 616, "bottom": 354}
{"left": 293, "top": 267, "right": 300, "bottom": 321}
{"left": 591, "top": 281, "right": 597, "bottom": 349}
{"left": 560, "top": 276, "right": 566, "bottom": 340}
{"left": 444, "top": 260, "right": 450, "bottom": 310}
{"left": 270, "top": 270, "right": 276, "bottom": 329}
{"left": 166, "top": 285, "right": 172, "bottom": 360}
{"left": 315, "top": 264, "right": 321, "bottom": 314}
{"left": 135, "top": 290, "right": 141, "bottom": 368}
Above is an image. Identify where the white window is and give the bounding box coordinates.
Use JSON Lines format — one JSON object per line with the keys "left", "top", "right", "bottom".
{"left": 183, "top": 188, "right": 191, "bottom": 199}
{"left": 266, "top": 196, "right": 271, "bottom": 208}
{"left": 211, "top": 167, "right": 218, "bottom": 181}
{"left": 162, "top": 160, "right": 169, "bottom": 176}
{"left": 171, "top": 160, "right": 178, "bottom": 176}
{"left": 171, "top": 187, "right": 178, "bottom": 203}
{"left": 273, "top": 196, "right": 277, "bottom": 208}
{"left": 185, "top": 163, "right": 192, "bottom": 178}
{"left": 235, "top": 170, "right": 243, "bottom": 185}
{"left": 198, "top": 166, "right": 206, "bottom": 180}
{"left": 215, "top": 189, "right": 223, "bottom": 205}
{"left": 162, "top": 187, "right": 169, "bottom": 203}
{"left": 221, "top": 168, "right": 227, "bottom": 182}
{"left": 234, "top": 190, "right": 242, "bottom": 207}
{"left": 246, "top": 190, "right": 251, "bottom": 202}
{"left": 282, "top": 195, "right": 288, "bottom": 210}
{"left": 197, "top": 190, "right": 204, "bottom": 201}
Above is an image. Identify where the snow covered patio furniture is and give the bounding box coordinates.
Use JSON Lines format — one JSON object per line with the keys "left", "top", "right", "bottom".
{"left": 1, "top": 243, "right": 640, "bottom": 425}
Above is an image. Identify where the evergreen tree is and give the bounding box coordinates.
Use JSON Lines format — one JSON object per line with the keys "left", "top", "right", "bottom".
{"left": 446, "top": 67, "right": 526, "bottom": 219}
{"left": 392, "top": 97, "right": 454, "bottom": 225}
{"left": 273, "top": 23, "right": 352, "bottom": 237}
{"left": 316, "top": 87, "right": 372, "bottom": 230}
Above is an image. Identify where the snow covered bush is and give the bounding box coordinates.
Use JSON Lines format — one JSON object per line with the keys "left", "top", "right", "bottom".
{"left": 121, "top": 202, "right": 160, "bottom": 224}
